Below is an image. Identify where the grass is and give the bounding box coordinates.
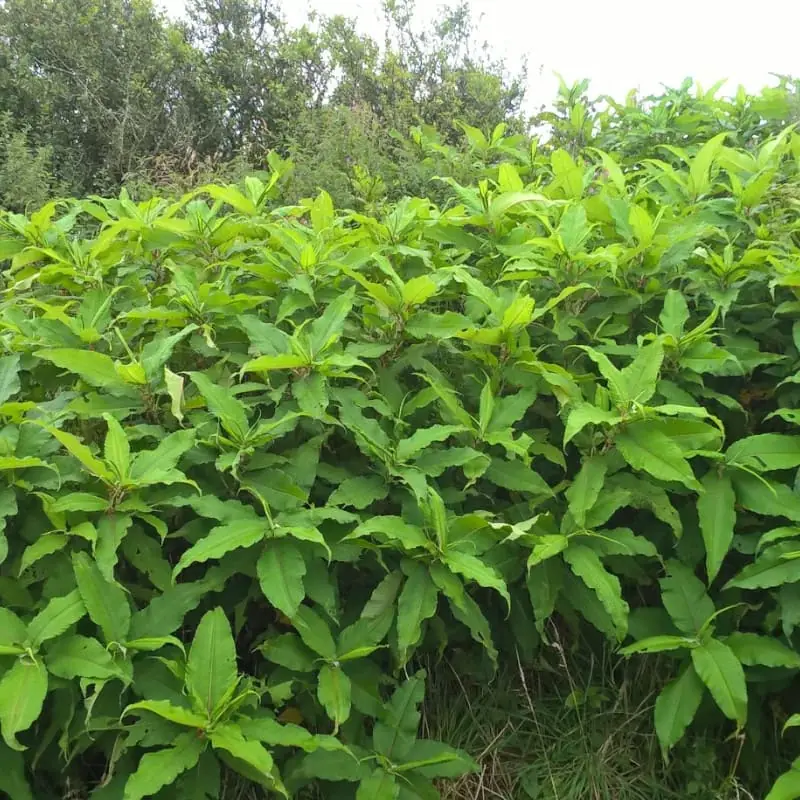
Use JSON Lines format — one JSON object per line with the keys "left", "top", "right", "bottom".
{"left": 223, "top": 627, "right": 788, "bottom": 799}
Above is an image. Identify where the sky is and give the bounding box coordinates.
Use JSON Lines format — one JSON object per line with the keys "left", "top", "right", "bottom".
{"left": 159, "top": 0, "right": 800, "bottom": 109}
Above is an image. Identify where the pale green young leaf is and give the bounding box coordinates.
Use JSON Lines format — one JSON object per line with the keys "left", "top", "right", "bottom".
{"left": 257, "top": 539, "right": 307, "bottom": 618}
{"left": 140, "top": 324, "right": 197, "bottom": 380}
{"left": 346, "top": 516, "right": 430, "bottom": 551}
{"left": 690, "top": 639, "right": 747, "bottom": 724}
{"left": 401, "top": 275, "right": 438, "bottom": 307}
{"left": 0, "top": 660, "right": 48, "bottom": 751}
{"left": 487, "top": 388, "right": 536, "bottom": 433}
{"left": 654, "top": 664, "right": 704, "bottom": 759}
{"left": 123, "top": 732, "right": 205, "bottom": 800}
{"left": 73, "top": 552, "right": 130, "bottom": 644}
{"left": 697, "top": 470, "right": 736, "bottom": 583}
{"left": 478, "top": 378, "right": 494, "bottom": 435}
{"left": 186, "top": 608, "right": 238, "bottom": 717}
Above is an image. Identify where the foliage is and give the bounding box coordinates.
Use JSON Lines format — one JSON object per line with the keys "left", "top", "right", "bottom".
{"left": 0, "top": 0, "right": 524, "bottom": 205}
{"left": 1, "top": 78, "right": 800, "bottom": 799}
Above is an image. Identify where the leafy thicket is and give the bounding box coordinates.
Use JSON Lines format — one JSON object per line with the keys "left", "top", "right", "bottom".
{"left": 0, "top": 0, "right": 524, "bottom": 209}
{"left": 1, "top": 79, "right": 800, "bottom": 799}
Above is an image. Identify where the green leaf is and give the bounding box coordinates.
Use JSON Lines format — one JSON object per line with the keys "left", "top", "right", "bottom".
{"left": 725, "top": 632, "right": 800, "bottom": 668}
{"left": 190, "top": 372, "right": 249, "bottom": 441}
{"left": 123, "top": 700, "right": 207, "bottom": 729}
{"left": 563, "top": 402, "right": 619, "bottom": 445}
{"left": 36, "top": 348, "right": 125, "bottom": 389}
{"left": 257, "top": 539, "right": 307, "bottom": 618}
{"left": 697, "top": 470, "right": 736, "bottom": 583}
{"left": 328, "top": 475, "right": 388, "bottom": 509}
{"left": 725, "top": 542, "right": 800, "bottom": 590}
{"left": 396, "top": 425, "right": 464, "bottom": 462}
{"left": 396, "top": 562, "right": 439, "bottom": 663}
{"left": 308, "top": 287, "right": 355, "bottom": 356}
{"left": 293, "top": 372, "right": 328, "bottom": 418}
{"left": 566, "top": 455, "right": 608, "bottom": 527}
{"left": 620, "top": 635, "right": 695, "bottom": 655}
{"left": 442, "top": 550, "right": 510, "bottom": 609}
{"left": 526, "top": 559, "right": 563, "bottom": 634}
{"left": 45, "top": 634, "right": 122, "bottom": 681}
{"left": 186, "top": 608, "right": 238, "bottom": 717}
{"left": 28, "top": 589, "right": 86, "bottom": 648}
{"left": 123, "top": 732, "right": 205, "bottom": 800}
{"left": 689, "top": 132, "right": 727, "bottom": 196}
{"left": 164, "top": 366, "right": 185, "bottom": 421}
{"left": 691, "top": 639, "right": 747, "bottom": 724}
{"left": 615, "top": 421, "right": 701, "bottom": 491}
{"left": 0, "top": 660, "right": 47, "bottom": 751}
{"left": 373, "top": 671, "right": 425, "bottom": 761}
{"left": 654, "top": 664, "right": 704, "bottom": 759}
{"left": 318, "top": 664, "right": 351, "bottom": 729}
{"left": 292, "top": 605, "right": 337, "bottom": 660}
{"left": 173, "top": 520, "right": 266, "bottom": 578}
{"left": 0, "top": 355, "right": 21, "bottom": 405}
{"left": 484, "top": 458, "right": 552, "bottom": 496}
{"left": 44, "top": 425, "right": 113, "bottom": 481}
{"left": 618, "top": 339, "right": 664, "bottom": 405}
{"left": 102, "top": 413, "right": 130, "bottom": 480}
{"left": 726, "top": 434, "right": 800, "bottom": 472}
{"left": 563, "top": 545, "right": 628, "bottom": 639}
{"left": 660, "top": 561, "right": 715, "bottom": 635}
{"left": 129, "top": 428, "right": 196, "bottom": 485}
{"left": 765, "top": 764, "right": 800, "bottom": 800}
{"left": 0, "top": 609, "right": 27, "bottom": 654}
{"left": 356, "top": 769, "right": 399, "bottom": 800}
{"left": 209, "top": 724, "right": 285, "bottom": 794}
{"left": 73, "top": 552, "right": 130, "bottom": 644}
{"left": 659, "top": 289, "right": 690, "bottom": 339}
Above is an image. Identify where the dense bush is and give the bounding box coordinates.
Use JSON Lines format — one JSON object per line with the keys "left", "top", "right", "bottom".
{"left": 1, "top": 82, "right": 800, "bottom": 799}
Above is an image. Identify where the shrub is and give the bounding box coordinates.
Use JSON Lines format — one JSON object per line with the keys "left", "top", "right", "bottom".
{"left": 0, "top": 100, "right": 799, "bottom": 799}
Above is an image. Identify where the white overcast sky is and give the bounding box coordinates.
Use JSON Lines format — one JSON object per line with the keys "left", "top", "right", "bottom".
{"left": 159, "top": 0, "right": 800, "bottom": 109}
